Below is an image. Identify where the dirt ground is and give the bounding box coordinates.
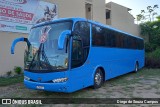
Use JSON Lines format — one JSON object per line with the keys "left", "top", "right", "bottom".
{"left": 0, "top": 69, "right": 160, "bottom": 107}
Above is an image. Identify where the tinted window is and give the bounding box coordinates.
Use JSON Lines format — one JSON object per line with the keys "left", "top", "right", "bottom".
{"left": 74, "top": 22, "right": 90, "bottom": 46}
{"left": 92, "top": 24, "right": 144, "bottom": 50}
{"left": 116, "top": 33, "right": 124, "bottom": 48}
{"left": 123, "top": 35, "right": 129, "bottom": 48}
{"left": 92, "top": 25, "right": 105, "bottom": 46}
{"left": 72, "top": 22, "right": 91, "bottom": 68}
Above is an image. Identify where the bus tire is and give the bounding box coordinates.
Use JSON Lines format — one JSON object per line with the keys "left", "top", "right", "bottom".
{"left": 134, "top": 62, "right": 139, "bottom": 73}
{"left": 93, "top": 68, "right": 104, "bottom": 89}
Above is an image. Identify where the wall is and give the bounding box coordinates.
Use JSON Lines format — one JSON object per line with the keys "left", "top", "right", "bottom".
{"left": 92, "top": 0, "right": 106, "bottom": 24}
{"left": 47, "top": 0, "right": 106, "bottom": 24}
{"left": 0, "top": 32, "right": 27, "bottom": 75}
{"left": 106, "top": 2, "right": 140, "bottom": 36}
{"left": 48, "top": 0, "right": 85, "bottom": 18}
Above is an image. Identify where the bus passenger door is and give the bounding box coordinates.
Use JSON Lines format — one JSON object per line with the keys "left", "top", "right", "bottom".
{"left": 68, "top": 22, "right": 91, "bottom": 91}
{"left": 69, "top": 35, "right": 91, "bottom": 91}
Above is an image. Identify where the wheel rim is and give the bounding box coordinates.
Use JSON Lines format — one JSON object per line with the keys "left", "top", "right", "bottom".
{"left": 135, "top": 64, "right": 138, "bottom": 72}
{"left": 95, "top": 71, "right": 102, "bottom": 86}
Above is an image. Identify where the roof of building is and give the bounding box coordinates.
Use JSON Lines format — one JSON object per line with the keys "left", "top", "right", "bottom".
{"left": 106, "top": 2, "right": 132, "bottom": 11}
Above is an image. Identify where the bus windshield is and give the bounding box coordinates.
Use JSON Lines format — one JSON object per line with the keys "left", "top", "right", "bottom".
{"left": 24, "top": 21, "right": 72, "bottom": 72}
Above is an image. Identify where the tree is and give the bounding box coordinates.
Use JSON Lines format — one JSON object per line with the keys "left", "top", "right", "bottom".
{"left": 136, "top": 5, "right": 159, "bottom": 23}
{"left": 156, "top": 15, "right": 160, "bottom": 21}
{"left": 140, "top": 17, "right": 160, "bottom": 45}
{"left": 136, "top": 14, "right": 144, "bottom": 23}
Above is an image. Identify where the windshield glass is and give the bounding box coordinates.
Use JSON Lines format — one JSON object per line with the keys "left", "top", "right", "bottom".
{"left": 24, "top": 21, "right": 72, "bottom": 72}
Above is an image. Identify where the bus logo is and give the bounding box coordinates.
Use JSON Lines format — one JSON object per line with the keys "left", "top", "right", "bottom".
{"left": 38, "top": 77, "right": 42, "bottom": 82}
{"left": 40, "top": 26, "right": 51, "bottom": 43}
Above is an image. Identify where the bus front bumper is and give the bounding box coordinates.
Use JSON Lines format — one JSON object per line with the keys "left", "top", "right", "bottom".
{"left": 24, "top": 80, "right": 70, "bottom": 93}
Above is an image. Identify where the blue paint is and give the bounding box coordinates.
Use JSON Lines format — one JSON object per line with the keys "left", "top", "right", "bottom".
{"left": 11, "top": 37, "right": 25, "bottom": 54}
{"left": 58, "top": 30, "right": 71, "bottom": 49}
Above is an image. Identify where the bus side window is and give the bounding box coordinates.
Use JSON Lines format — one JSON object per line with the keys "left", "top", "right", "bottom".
{"left": 110, "top": 31, "right": 116, "bottom": 47}
{"left": 123, "top": 35, "right": 128, "bottom": 49}
{"left": 92, "top": 25, "right": 105, "bottom": 46}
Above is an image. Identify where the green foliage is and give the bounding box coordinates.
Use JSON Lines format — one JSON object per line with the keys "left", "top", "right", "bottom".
{"left": 14, "top": 66, "right": 22, "bottom": 75}
{"left": 6, "top": 71, "right": 12, "bottom": 77}
{"left": 0, "top": 76, "right": 23, "bottom": 86}
{"left": 145, "top": 43, "right": 157, "bottom": 52}
{"left": 140, "top": 18, "right": 160, "bottom": 51}
{"left": 140, "top": 22, "right": 152, "bottom": 38}
{"left": 145, "top": 48, "right": 160, "bottom": 68}
{"left": 147, "top": 48, "right": 160, "bottom": 59}
{"left": 157, "top": 15, "right": 160, "bottom": 21}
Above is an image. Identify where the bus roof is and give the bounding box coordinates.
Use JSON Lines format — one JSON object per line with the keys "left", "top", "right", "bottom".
{"left": 33, "top": 17, "right": 143, "bottom": 40}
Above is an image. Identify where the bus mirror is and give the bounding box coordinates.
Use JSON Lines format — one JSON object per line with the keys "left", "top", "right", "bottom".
{"left": 58, "top": 30, "right": 71, "bottom": 50}
{"left": 11, "top": 37, "right": 28, "bottom": 54}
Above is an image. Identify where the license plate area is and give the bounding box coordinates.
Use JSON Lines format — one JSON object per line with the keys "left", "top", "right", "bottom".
{"left": 36, "top": 86, "right": 44, "bottom": 90}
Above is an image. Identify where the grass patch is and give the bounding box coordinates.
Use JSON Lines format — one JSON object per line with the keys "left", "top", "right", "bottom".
{"left": 0, "top": 76, "right": 23, "bottom": 86}
{"left": 105, "top": 68, "right": 160, "bottom": 86}
{"left": 136, "top": 68, "right": 160, "bottom": 77}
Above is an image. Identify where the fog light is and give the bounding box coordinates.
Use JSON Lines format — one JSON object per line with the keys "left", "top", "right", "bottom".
{"left": 52, "top": 78, "right": 68, "bottom": 83}
{"left": 24, "top": 76, "right": 30, "bottom": 81}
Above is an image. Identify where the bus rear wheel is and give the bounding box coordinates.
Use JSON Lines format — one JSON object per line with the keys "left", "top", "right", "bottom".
{"left": 93, "top": 69, "right": 104, "bottom": 89}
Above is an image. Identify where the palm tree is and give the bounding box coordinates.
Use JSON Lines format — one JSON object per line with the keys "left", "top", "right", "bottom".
{"left": 152, "top": 5, "right": 159, "bottom": 21}
{"left": 147, "top": 6, "right": 152, "bottom": 10}
{"left": 141, "top": 10, "right": 145, "bottom": 13}
{"left": 147, "top": 6, "right": 154, "bottom": 21}
{"left": 136, "top": 14, "right": 145, "bottom": 24}
{"left": 137, "top": 5, "right": 159, "bottom": 22}
{"left": 136, "top": 14, "right": 142, "bottom": 24}
{"left": 152, "top": 12, "right": 158, "bottom": 21}
{"left": 153, "top": 5, "right": 159, "bottom": 9}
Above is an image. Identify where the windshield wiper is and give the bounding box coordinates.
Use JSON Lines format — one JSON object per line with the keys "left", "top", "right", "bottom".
{"left": 29, "top": 43, "right": 52, "bottom": 71}
{"left": 40, "top": 44, "right": 53, "bottom": 70}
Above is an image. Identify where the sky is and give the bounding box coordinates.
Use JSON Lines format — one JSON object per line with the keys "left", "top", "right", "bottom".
{"left": 106, "top": 0, "right": 160, "bottom": 19}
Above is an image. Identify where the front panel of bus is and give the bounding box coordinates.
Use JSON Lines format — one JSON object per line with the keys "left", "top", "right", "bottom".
{"left": 23, "top": 20, "right": 92, "bottom": 92}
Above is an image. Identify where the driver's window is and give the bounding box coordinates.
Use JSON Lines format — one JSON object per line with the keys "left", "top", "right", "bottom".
{"left": 71, "top": 38, "right": 83, "bottom": 68}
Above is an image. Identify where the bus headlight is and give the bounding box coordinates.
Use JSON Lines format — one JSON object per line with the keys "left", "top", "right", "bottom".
{"left": 24, "top": 76, "right": 30, "bottom": 81}
{"left": 52, "top": 78, "right": 68, "bottom": 83}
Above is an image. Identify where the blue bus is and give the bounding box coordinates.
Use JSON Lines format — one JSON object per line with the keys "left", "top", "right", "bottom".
{"left": 11, "top": 18, "right": 144, "bottom": 93}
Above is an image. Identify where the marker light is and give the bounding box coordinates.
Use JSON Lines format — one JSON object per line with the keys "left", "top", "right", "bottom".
{"left": 24, "top": 76, "right": 30, "bottom": 81}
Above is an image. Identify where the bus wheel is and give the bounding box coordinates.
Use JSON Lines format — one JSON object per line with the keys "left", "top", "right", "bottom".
{"left": 134, "top": 62, "right": 139, "bottom": 72}
{"left": 93, "top": 69, "right": 104, "bottom": 89}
